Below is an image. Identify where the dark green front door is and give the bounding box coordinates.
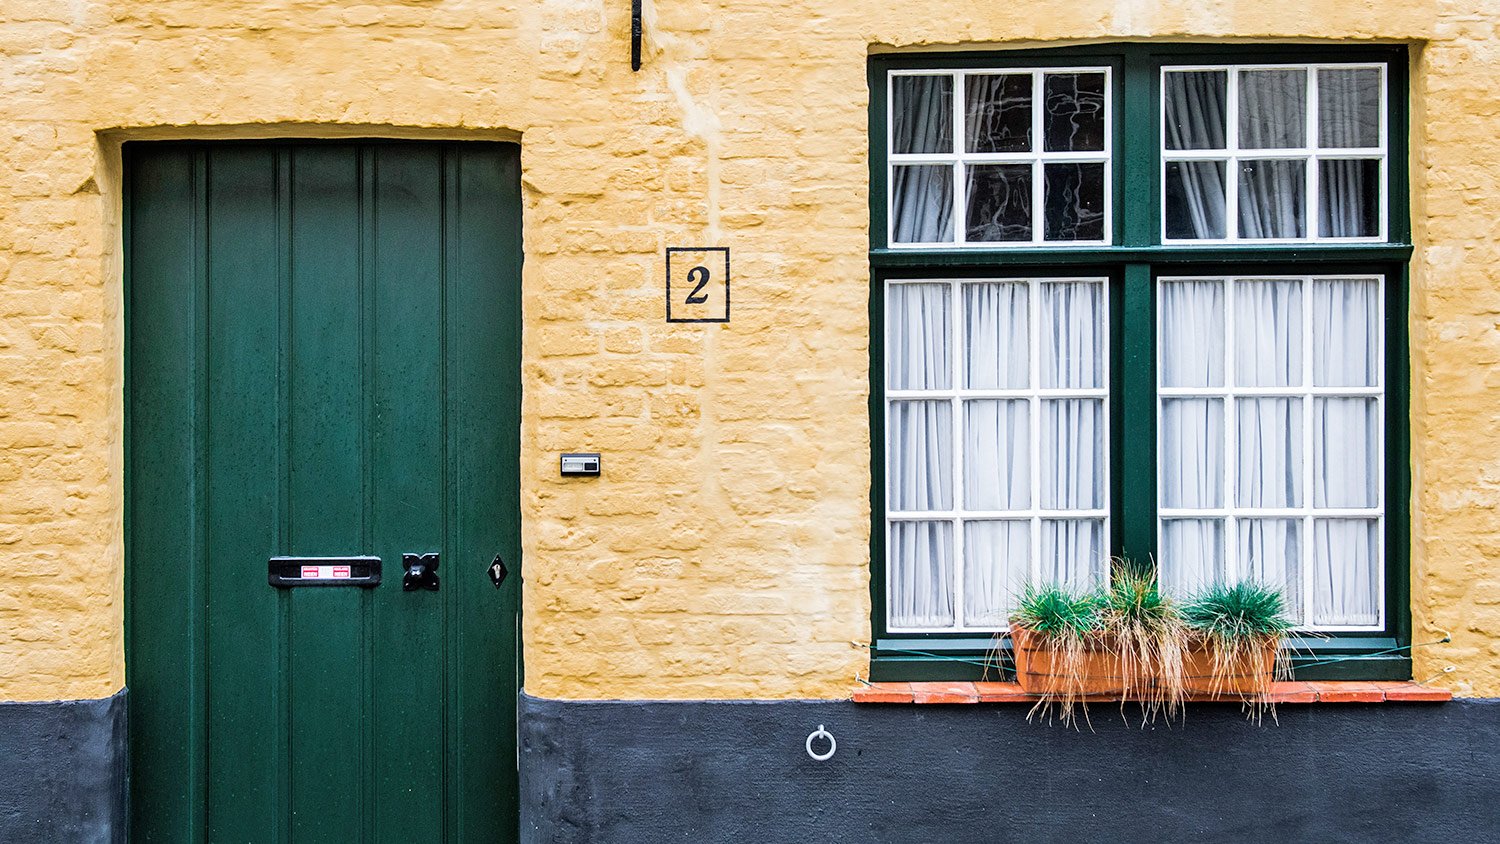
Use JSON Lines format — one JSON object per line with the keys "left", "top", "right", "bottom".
{"left": 126, "top": 142, "right": 522, "bottom": 842}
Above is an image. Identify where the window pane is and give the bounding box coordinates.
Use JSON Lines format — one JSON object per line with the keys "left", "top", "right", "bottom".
{"left": 1314, "top": 398, "right": 1379, "bottom": 509}
{"left": 1313, "top": 278, "right": 1380, "bottom": 387}
{"left": 1237, "top": 397, "right": 1304, "bottom": 508}
{"left": 1319, "top": 159, "right": 1380, "bottom": 237}
{"left": 1235, "top": 278, "right": 1303, "bottom": 387}
{"left": 886, "top": 283, "right": 950, "bottom": 390}
{"left": 1160, "top": 519, "right": 1226, "bottom": 596}
{"left": 889, "top": 521, "right": 955, "bottom": 627}
{"left": 1239, "top": 68, "right": 1307, "bottom": 150}
{"left": 1239, "top": 519, "right": 1303, "bottom": 625}
{"left": 1161, "top": 398, "right": 1224, "bottom": 509}
{"left": 892, "top": 165, "right": 953, "bottom": 243}
{"left": 1318, "top": 67, "right": 1381, "bottom": 149}
{"left": 966, "top": 164, "right": 1032, "bottom": 242}
{"left": 1164, "top": 160, "right": 1227, "bottom": 239}
{"left": 888, "top": 401, "right": 953, "bottom": 511}
{"left": 1043, "top": 72, "right": 1106, "bottom": 152}
{"left": 1238, "top": 159, "right": 1306, "bottom": 238}
{"left": 892, "top": 75, "right": 953, "bottom": 154}
{"left": 1041, "top": 399, "right": 1104, "bottom": 509}
{"left": 963, "top": 282, "right": 1028, "bottom": 389}
{"left": 965, "top": 520, "right": 1029, "bottom": 626}
{"left": 1040, "top": 519, "right": 1105, "bottom": 592}
{"left": 964, "top": 400, "right": 1030, "bottom": 511}
{"left": 1312, "top": 519, "right": 1380, "bottom": 626}
{"left": 1040, "top": 281, "right": 1104, "bottom": 388}
{"left": 966, "top": 73, "right": 1032, "bottom": 153}
{"left": 1164, "top": 70, "right": 1227, "bottom": 150}
{"left": 1043, "top": 162, "right": 1105, "bottom": 241}
{"left": 1160, "top": 280, "right": 1224, "bottom": 387}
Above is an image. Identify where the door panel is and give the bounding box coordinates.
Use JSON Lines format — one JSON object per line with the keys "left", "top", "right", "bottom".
{"left": 127, "top": 142, "right": 522, "bottom": 843}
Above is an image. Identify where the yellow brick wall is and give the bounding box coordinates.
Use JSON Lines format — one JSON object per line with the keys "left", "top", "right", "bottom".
{"left": 0, "top": 0, "right": 1493, "bottom": 702}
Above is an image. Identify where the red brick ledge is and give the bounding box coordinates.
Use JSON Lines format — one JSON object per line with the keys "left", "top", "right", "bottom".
{"left": 853, "top": 681, "right": 1452, "bottom": 704}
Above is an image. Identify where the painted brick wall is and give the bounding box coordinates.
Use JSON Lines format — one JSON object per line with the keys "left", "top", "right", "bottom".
{"left": 0, "top": 0, "right": 1493, "bottom": 702}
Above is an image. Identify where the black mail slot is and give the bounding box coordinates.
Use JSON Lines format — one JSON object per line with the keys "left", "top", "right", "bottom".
{"left": 268, "top": 556, "right": 381, "bottom": 588}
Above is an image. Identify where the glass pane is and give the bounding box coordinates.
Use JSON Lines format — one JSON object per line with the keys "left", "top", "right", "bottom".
{"left": 1319, "top": 159, "right": 1380, "bottom": 237}
{"left": 1043, "top": 163, "right": 1106, "bottom": 241}
{"left": 1238, "top": 519, "right": 1303, "bottom": 625}
{"left": 963, "top": 282, "right": 1028, "bottom": 389}
{"left": 1159, "top": 518, "right": 1226, "bottom": 596}
{"left": 965, "top": 520, "right": 1029, "bottom": 626}
{"left": 1238, "top": 159, "right": 1306, "bottom": 238}
{"left": 1237, "top": 397, "right": 1304, "bottom": 508}
{"left": 1238, "top": 68, "right": 1307, "bottom": 150}
{"left": 888, "top": 520, "right": 955, "bottom": 628}
{"left": 1312, "top": 519, "right": 1380, "bottom": 626}
{"left": 964, "top": 400, "right": 1030, "bottom": 511}
{"left": 966, "top": 164, "right": 1032, "bottom": 242}
{"left": 892, "top": 74, "right": 953, "bottom": 154}
{"left": 1160, "top": 398, "right": 1224, "bottom": 509}
{"left": 1042, "top": 72, "right": 1106, "bottom": 152}
{"left": 886, "top": 283, "right": 950, "bottom": 390}
{"left": 1318, "top": 67, "right": 1382, "bottom": 149}
{"left": 1160, "top": 280, "right": 1224, "bottom": 387}
{"left": 1313, "top": 278, "right": 1380, "bottom": 386}
{"left": 1164, "top": 70, "right": 1227, "bottom": 150}
{"left": 1040, "top": 519, "right": 1105, "bottom": 591}
{"left": 966, "top": 73, "right": 1032, "bottom": 153}
{"left": 1235, "top": 278, "right": 1303, "bottom": 387}
{"left": 1164, "top": 160, "right": 1227, "bottom": 240}
{"left": 1314, "top": 398, "right": 1379, "bottom": 509}
{"left": 1040, "top": 281, "right": 1104, "bottom": 388}
{"left": 888, "top": 401, "right": 953, "bottom": 511}
{"left": 892, "top": 165, "right": 954, "bottom": 243}
{"left": 1041, "top": 399, "right": 1104, "bottom": 510}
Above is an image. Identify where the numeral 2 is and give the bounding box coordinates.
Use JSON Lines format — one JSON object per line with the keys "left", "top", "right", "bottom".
{"left": 685, "top": 266, "right": 710, "bottom": 304}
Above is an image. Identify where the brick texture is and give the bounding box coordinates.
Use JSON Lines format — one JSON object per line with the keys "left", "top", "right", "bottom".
{"left": 0, "top": 0, "right": 1494, "bottom": 702}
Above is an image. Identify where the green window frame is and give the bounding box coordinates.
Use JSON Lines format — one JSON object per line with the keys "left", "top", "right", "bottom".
{"left": 868, "top": 43, "right": 1411, "bottom": 681}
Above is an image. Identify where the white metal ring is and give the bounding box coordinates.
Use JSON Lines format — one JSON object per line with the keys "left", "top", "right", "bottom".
{"left": 805, "top": 724, "right": 836, "bottom": 761}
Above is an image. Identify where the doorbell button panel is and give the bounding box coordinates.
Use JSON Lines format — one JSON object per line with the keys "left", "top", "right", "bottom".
{"left": 560, "top": 453, "right": 601, "bottom": 477}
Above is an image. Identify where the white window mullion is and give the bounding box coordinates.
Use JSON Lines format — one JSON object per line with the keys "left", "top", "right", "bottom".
{"left": 949, "top": 279, "right": 965, "bottom": 629}
{"left": 1307, "top": 67, "right": 1322, "bottom": 238}
{"left": 1225, "top": 70, "right": 1240, "bottom": 240}
{"left": 1029, "top": 276, "right": 1043, "bottom": 584}
{"left": 1224, "top": 276, "right": 1238, "bottom": 583}
{"left": 1302, "top": 275, "right": 1316, "bottom": 628}
{"left": 953, "top": 73, "right": 968, "bottom": 247}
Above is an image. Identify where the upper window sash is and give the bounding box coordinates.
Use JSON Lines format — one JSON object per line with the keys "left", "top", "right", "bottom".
{"left": 886, "top": 67, "right": 1113, "bottom": 249}
{"left": 1160, "top": 63, "right": 1389, "bottom": 244}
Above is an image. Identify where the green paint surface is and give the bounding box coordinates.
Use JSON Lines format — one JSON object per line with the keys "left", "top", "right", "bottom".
{"left": 126, "top": 142, "right": 522, "bottom": 843}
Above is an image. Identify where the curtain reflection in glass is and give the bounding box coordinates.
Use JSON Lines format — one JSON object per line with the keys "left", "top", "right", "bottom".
{"left": 966, "top": 73, "right": 1032, "bottom": 153}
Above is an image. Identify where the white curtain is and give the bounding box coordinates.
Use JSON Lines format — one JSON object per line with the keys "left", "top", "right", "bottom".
{"left": 887, "top": 279, "right": 1107, "bottom": 628}
{"left": 891, "top": 75, "right": 955, "bottom": 243}
{"left": 1163, "top": 71, "right": 1227, "bottom": 239}
{"left": 1159, "top": 277, "right": 1382, "bottom": 627}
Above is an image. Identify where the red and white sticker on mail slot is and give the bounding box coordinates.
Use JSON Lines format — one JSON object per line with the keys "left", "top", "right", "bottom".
{"left": 299, "top": 565, "right": 352, "bottom": 579}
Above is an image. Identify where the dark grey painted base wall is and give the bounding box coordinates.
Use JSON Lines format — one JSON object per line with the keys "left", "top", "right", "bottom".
{"left": 519, "top": 692, "right": 1499, "bottom": 844}
{"left": 0, "top": 689, "right": 126, "bottom": 844}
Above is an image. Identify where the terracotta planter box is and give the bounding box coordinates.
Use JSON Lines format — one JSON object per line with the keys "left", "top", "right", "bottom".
{"left": 1182, "top": 638, "right": 1278, "bottom": 695}
{"left": 1009, "top": 625, "right": 1125, "bottom": 696}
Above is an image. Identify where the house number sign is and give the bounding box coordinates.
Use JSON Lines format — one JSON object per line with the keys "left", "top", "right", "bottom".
{"left": 666, "top": 247, "right": 729, "bottom": 323}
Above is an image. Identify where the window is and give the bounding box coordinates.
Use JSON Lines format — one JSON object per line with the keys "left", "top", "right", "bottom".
{"left": 870, "top": 46, "right": 1410, "bottom": 680}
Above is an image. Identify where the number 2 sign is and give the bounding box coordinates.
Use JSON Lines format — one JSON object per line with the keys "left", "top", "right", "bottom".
{"left": 666, "top": 247, "right": 730, "bottom": 323}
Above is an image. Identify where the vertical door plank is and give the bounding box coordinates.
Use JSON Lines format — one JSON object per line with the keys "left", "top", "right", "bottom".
{"left": 127, "top": 146, "right": 209, "bottom": 844}
{"left": 285, "top": 146, "right": 368, "bottom": 843}
{"left": 447, "top": 144, "right": 524, "bottom": 843}
{"left": 203, "top": 146, "right": 285, "bottom": 841}
{"left": 368, "top": 145, "right": 447, "bottom": 842}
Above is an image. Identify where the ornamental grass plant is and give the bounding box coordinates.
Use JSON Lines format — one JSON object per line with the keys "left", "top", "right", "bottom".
{"left": 1008, "top": 571, "right": 1293, "bottom": 727}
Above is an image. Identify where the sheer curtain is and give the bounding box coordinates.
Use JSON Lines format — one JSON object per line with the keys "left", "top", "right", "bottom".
{"left": 1164, "top": 71, "right": 1228, "bottom": 239}
{"left": 1238, "top": 69, "right": 1306, "bottom": 239}
{"left": 1158, "top": 276, "right": 1381, "bottom": 628}
{"left": 887, "top": 279, "right": 1107, "bottom": 630}
{"left": 1319, "top": 68, "right": 1382, "bottom": 238}
{"left": 892, "top": 75, "right": 954, "bottom": 243}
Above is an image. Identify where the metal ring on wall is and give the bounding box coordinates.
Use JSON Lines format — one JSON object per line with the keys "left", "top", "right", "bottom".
{"left": 805, "top": 724, "right": 836, "bottom": 761}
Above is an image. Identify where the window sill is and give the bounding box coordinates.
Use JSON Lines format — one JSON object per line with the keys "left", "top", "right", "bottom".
{"left": 852, "top": 681, "right": 1452, "bottom": 705}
